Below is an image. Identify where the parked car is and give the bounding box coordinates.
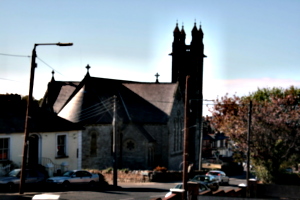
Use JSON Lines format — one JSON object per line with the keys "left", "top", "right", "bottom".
{"left": 189, "top": 174, "right": 219, "bottom": 191}
{"left": 46, "top": 170, "right": 99, "bottom": 190}
{"left": 206, "top": 170, "right": 229, "bottom": 185}
{"left": 165, "top": 182, "right": 210, "bottom": 198}
{"left": 0, "top": 168, "right": 47, "bottom": 191}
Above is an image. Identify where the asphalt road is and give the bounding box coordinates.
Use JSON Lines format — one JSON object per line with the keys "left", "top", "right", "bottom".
{"left": 0, "top": 176, "right": 246, "bottom": 200}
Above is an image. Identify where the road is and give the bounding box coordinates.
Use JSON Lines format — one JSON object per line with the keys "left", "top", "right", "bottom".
{"left": 0, "top": 176, "right": 246, "bottom": 200}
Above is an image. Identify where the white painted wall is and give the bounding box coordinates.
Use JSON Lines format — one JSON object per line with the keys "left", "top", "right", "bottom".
{"left": 0, "top": 133, "right": 24, "bottom": 167}
{"left": 0, "top": 130, "right": 81, "bottom": 171}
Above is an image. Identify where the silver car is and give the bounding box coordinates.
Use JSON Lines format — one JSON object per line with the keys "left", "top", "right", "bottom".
{"left": 0, "top": 169, "right": 47, "bottom": 191}
{"left": 206, "top": 170, "right": 230, "bottom": 185}
{"left": 46, "top": 170, "right": 99, "bottom": 190}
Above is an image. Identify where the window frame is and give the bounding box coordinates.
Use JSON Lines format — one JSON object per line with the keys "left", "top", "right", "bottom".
{"left": 56, "top": 134, "right": 68, "bottom": 158}
{"left": 0, "top": 137, "right": 10, "bottom": 161}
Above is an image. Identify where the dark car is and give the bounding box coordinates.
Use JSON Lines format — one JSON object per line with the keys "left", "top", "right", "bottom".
{"left": 189, "top": 175, "right": 219, "bottom": 191}
{"left": 0, "top": 169, "right": 47, "bottom": 191}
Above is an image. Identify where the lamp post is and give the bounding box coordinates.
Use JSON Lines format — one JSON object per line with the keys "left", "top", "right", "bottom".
{"left": 19, "top": 42, "right": 73, "bottom": 194}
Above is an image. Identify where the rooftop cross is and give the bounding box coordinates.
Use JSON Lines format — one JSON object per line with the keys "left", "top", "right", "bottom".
{"left": 51, "top": 70, "right": 55, "bottom": 81}
{"left": 86, "top": 64, "right": 91, "bottom": 72}
{"left": 155, "top": 72, "right": 160, "bottom": 83}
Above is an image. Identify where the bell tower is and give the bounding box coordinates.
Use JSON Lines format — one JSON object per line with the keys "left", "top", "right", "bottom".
{"left": 169, "top": 22, "right": 206, "bottom": 169}
{"left": 170, "top": 22, "right": 206, "bottom": 95}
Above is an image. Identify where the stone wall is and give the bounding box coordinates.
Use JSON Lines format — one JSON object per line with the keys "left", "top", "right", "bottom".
{"left": 82, "top": 123, "right": 169, "bottom": 170}
{"left": 82, "top": 125, "right": 113, "bottom": 169}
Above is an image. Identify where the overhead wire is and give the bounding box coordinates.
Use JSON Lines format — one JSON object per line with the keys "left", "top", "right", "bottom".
{"left": 36, "top": 57, "right": 64, "bottom": 76}
{"left": 0, "top": 52, "right": 65, "bottom": 77}
{"left": 0, "top": 53, "right": 30, "bottom": 58}
{"left": 0, "top": 77, "right": 21, "bottom": 82}
{"left": 67, "top": 96, "right": 115, "bottom": 122}
{"left": 79, "top": 101, "right": 114, "bottom": 121}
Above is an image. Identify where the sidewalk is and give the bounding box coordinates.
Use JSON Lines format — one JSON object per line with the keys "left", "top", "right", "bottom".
{"left": 0, "top": 193, "right": 36, "bottom": 200}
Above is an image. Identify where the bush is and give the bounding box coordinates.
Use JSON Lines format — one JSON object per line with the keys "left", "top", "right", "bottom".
{"left": 153, "top": 166, "right": 167, "bottom": 172}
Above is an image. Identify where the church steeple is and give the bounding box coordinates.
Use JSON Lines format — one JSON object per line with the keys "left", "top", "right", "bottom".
{"left": 191, "top": 22, "right": 198, "bottom": 38}
{"left": 170, "top": 21, "right": 206, "bottom": 88}
{"left": 199, "top": 24, "right": 204, "bottom": 37}
{"left": 170, "top": 22, "right": 206, "bottom": 169}
{"left": 173, "top": 22, "right": 180, "bottom": 43}
{"left": 180, "top": 24, "right": 186, "bottom": 45}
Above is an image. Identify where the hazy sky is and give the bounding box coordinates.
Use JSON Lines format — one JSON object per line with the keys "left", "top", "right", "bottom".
{"left": 1, "top": 0, "right": 300, "bottom": 115}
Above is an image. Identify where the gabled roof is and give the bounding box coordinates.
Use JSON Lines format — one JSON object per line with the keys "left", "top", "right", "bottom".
{"left": 42, "top": 74, "right": 179, "bottom": 125}
{"left": 40, "top": 80, "right": 80, "bottom": 113}
{"left": 123, "top": 83, "right": 177, "bottom": 115}
{"left": 0, "top": 107, "right": 83, "bottom": 133}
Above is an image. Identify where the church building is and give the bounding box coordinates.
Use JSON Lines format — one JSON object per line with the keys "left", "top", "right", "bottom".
{"left": 40, "top": 22, "right": 206, "bottom": 170}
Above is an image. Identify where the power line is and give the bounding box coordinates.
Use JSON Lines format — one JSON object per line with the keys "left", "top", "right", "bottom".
{"left": 0, "top": 52, "right": 64, "bottom": 76}
{"left": 36, "top": 57, "right": 64, "bottom": 76}
{"left": 0, "top": 77, "right": 21, "bottom": 82}
{"left": 0, "top": 53, "right": 30, "bottom": 58}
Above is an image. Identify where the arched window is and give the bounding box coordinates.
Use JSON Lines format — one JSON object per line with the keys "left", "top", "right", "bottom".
{"left": 90, "top": 131, "right": 97, "bottom": 156}
{"left": 148, "top": 147, "right": 154, "bottom": 167}
{"left": 173, "top": 110, "right": 183, "bottom": 153}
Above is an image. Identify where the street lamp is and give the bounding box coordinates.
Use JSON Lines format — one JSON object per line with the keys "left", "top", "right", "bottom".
{"left": 19, "top": 42, "right": 73, "bottom": 194}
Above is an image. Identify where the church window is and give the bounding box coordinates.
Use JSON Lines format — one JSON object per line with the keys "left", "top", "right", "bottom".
{"left": 173, "top": 118, "right": 177, "bottom": 151}
{"left": 90, "top": 131, "right": 97, "bottom": 156}
{"left": 148, "top": 147, "right": 154, "bottom": 167}
{"left": 0, "top": 137, "right": 9, "bottom": 161}
{"left": 173, "top": 111, "right": 183, "bottom": 153}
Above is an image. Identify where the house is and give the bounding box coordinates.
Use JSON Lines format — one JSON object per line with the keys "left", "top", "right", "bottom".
{"left": 0, "top": 94, "right": 83, "bottom": 175}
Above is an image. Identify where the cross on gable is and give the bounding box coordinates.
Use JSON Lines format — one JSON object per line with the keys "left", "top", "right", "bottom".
{"left": 86, "top": 64, "right": 91, "bottom": 72}
{"left": 155, "top": 72, "right": 160, "bottom": 83}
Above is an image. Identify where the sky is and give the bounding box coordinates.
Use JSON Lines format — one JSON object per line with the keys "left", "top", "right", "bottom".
{"left": 1, "top": 0, "right": 300, "bottom": 116}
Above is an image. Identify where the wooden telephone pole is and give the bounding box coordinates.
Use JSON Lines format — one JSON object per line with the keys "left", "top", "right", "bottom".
{"left": 112, "top": 95, "right": 118, "bottom": 187}
{"left": 183, "top": 76, "right": 191, "bottom": 200}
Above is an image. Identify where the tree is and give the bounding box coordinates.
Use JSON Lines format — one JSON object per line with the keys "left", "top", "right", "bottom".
{"left": 208, "top": 86, "right": 300, "bottom": 183}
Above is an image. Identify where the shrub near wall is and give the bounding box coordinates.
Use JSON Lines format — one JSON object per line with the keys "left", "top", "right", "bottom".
{"left": 150, "top": 171, "right": 182, "bottom": 182}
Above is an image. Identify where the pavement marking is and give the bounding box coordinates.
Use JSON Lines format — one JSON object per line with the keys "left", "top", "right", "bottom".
{"left": 32, "top": 193, "right": 60, "bottom": 200}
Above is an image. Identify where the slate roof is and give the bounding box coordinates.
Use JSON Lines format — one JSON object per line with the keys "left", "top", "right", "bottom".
{"left": 42, "top": 73, "right": 179, "bottom": 125}
{"left": 41, "top": 80, "right": 80, "bottom": 113}
{"left": 0, "top": 107, "right": 83, "bottom": 133}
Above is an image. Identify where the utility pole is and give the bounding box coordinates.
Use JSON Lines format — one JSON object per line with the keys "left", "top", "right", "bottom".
{"left": 246, "top": 100, "right": 252, "bottom": 197}
{"left": 183, "top": 76, "right": 190, "bottom": 200}
{"left": 19, "top": 43, "right": 73, "bottom": 194}
{"left": 112, "top": 95, "right": 118, "bottom": 187}
{"left": 197, "top": 101, "right": 203, "bottom": 171}
{"left": 19, "top": 46, "right": 36, "bottom": 194}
